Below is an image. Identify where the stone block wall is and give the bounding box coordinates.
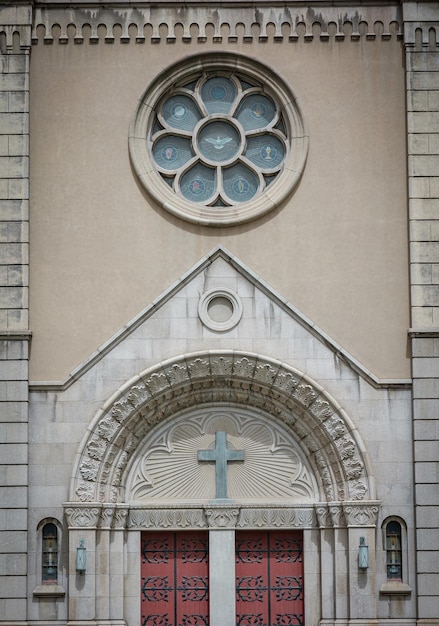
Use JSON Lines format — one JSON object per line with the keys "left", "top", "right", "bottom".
{"left": 0, "top": 4, "right": 31, "bottom": 623}
{"left": 404, "top": 0, "right": 439, "bottom": 622}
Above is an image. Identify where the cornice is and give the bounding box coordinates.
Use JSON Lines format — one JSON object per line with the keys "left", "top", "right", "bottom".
{"left": 33, "top": 1, "right": 402, "bottom": 6}
{"left": 31, "top": 2, "right": 403, "bottom": 44}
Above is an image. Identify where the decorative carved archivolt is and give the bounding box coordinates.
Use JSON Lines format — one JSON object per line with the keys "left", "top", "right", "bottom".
{"left": 72, "top": 351, "right": 374, "bottom": 506}
{"left": 63, "top": 502, "right": 380, "bottom": 530}
{"left": 32, "top": 5, "right": 402, "bottom": 44}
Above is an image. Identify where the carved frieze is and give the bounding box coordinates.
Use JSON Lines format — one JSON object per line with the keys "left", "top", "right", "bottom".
{"left": 237, "top": 507, "right": 315, "bottom": 529}
{"left": 127, "top": 508, "right": 206, "bottom": 530}
{"left": 315, "top": 505, "right": 332, "bottom": 528}
{"left": 65, "top": 505, "right": 101, "bottom": 528}
{"left": 113, "top": 507, "right": 129, "bottom": 529}
{"left": 206, "top": 508, "right": 240, "bottom": 528}
{"left": 343, "top": 502, "right": 380, "bottom": 527}
{"left": 62, "top": 501, "right": 377, "bottom": 530}
{"left": 100, "top": 506, "right": 115, "bottom": 529}
{"left": 329, "top": 504, "right": 345, "bottom": 528}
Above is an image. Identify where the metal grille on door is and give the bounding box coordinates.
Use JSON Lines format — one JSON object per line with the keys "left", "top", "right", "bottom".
{"left": 141, "top": 531, "right": 209, "bottom": 626}
{"left": 235, "top": 531, "right": 304, "bottom": 626}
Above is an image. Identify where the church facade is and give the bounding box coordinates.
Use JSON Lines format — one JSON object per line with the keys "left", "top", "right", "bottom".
{"left": 1, "top": 1, "right": 438, "bottom": 625}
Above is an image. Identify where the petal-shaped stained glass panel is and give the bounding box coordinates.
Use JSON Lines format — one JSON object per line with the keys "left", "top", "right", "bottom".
{"left": 201, "top": 77, "right": 237, "bottom": 115}
{"left": 180, "top": 164, "right": 216, "bottom": 203}
{"left": 235, "top": 94, "right": 276, "bottom": 131}
{"left": 198, "top": 121, "right": 241, "bottom": 162}
{"left": 223, "top": 164, "right": 259, "bottom": 203}
{"left": 161, "top": 95, "right": 202, "bottom": 132}
{"left": 153, "top": 136, "right": 193, "bottom": 170}
{"left": 245, "top": 135, "right": 285, "bottom": 169}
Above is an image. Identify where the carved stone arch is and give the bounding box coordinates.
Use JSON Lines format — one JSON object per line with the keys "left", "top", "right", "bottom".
{"left": 71, "top": 351, "right": 375, "bottom": 505}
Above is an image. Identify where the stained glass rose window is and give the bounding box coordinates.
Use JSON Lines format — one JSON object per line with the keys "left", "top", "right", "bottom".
{"left": 129, "top": 54, "right": 308, "bottom": 226}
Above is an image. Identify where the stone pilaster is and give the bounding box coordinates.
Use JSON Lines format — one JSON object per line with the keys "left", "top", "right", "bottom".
{"left": 0, "top": 3, "right": 31, "bottom": 624}
{"left": 404, "top": 1, "right": 439, "bottom": 622}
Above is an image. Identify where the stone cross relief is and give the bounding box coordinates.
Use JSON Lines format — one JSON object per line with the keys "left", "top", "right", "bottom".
{"left": 198, "top": 431, "right": 245, "bottom": 500}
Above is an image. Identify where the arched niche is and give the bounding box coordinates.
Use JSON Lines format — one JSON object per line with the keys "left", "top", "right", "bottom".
{"left": 69, "top": 351, "right": 375, "bottom": 510}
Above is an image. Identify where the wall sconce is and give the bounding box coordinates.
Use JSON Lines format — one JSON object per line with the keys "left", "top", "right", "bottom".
{"left": 358, "top": 536, "right": 369, "bottom": 570}
{"left": 76, "top": 539, "right": 86, "bottom": 573}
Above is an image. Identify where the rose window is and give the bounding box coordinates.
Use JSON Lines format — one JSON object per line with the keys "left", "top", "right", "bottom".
{"left": 129, "top": 54, "right": 308, "bottom": 226}
{"left": 151, "top": 75, "right": 287, "bottom": 206}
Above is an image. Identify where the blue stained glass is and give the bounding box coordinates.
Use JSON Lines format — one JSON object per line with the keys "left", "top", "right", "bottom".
{"left": 223, "top": 164, "right": 258, "bottom": 203}
{"left": 198, "top": 121, "right": 240, "bottom": 162}
{"left": 201, "top": 77, "right": 237, "bottom": 114}
{"left": 235, "top": 94, "right": 276, "bottom": 131}
{"left": 162, "top": 95, "right": 201, "bottom": 132}
{"left": 245, "top": 135, "right": 285, "bottom": 169}
{"left": 153, "top": 136, "right": 193, "bottom": 170}
{"left": 180, "top": 164, "right": 216, "bottom": 203}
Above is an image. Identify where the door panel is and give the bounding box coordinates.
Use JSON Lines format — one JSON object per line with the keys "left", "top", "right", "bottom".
{"left": 141, "top": 531, "right": 209, "bottom": 626}
{"left": 235, "top": 531, "right": 304, "bottom": 626}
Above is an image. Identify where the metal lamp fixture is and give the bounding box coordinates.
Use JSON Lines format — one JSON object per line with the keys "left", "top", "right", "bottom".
{"left": 76, "top": 539, "right": 86, "bottom": 573}
{"left": 358, "top": 536, "right": 369, "bottom": 570}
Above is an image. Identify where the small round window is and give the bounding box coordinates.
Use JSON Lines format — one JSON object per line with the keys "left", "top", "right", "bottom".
{"left": 129, "top": 54, "right": 308, "bottom": 226}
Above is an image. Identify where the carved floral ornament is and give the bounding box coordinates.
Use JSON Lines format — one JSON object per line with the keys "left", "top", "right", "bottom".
{"left": 71, "top": 351, "right": 375, "bottom": 513}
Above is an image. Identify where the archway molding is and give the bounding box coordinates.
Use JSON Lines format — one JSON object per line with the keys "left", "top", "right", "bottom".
{"left": 70, "top": 351, "right": 375, "bottom": 511}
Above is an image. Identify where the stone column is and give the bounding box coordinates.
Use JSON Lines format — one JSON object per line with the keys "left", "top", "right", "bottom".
{"left": 330, "top": 504, "right": 349, "bottom": 624}
{"left": 209, "top": 529, "right": 236, "bottom": 626}
{"left": 303, "top": 527, "right": 321, "bottom": 626}
{"left": 343, "top": 502, "right": 379, "bottom": 624}
{"left": 124, "top": 530, "right": 140, "bottom": 626}
{"left": 0, "top": 3, "right": 31, "bottom": 624}
{"left": 316, "top": 506, "right": 335, "bottom": 625}
{"left": 404, "top": 2, "right": 439, "bottom": 624}
{"left": 109, "top": 506, "right": 128, "bottom": 626}
{"left": 65, "top": 504, "right": 101, "bottom": 625}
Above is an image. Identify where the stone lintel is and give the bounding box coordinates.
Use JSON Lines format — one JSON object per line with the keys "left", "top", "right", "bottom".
{"left": 409, "top": 328, "right": 439, "bottom": 337}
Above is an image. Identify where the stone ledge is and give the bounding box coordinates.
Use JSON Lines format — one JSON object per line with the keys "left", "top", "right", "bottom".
{"left": 32, "top": 584, "right": 65, "bottom": 598}
{"left": 409, "top": 328, "right": 439, "bottom": 337}
{"left": 379, "top": 581, "right": 412, "bottom": 596}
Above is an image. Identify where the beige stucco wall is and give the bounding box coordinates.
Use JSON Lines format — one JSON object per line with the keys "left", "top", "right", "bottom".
{"left": 29, "top": 33, "right": 409, "bottom": 381}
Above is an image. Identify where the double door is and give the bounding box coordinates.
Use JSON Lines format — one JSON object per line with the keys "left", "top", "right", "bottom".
{"left": 141, "top": 530, "right": 304, "bottom": 626}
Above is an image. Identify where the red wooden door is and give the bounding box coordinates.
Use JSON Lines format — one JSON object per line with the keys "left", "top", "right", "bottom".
{"left": 141, "top": 531, "right": 209, "bottom": 626}
{"left": 236, "top": 530, "right": 304, "bottom": 626}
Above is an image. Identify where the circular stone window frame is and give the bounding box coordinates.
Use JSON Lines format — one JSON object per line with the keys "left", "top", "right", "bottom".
{"left": 198, "top": 288, "right": 243, "bottom": 332}
{"left": 129, "top": 53, "right": 309, "bottom": 227}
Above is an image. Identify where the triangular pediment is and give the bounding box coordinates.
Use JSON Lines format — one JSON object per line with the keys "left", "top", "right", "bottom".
{"left": 31, "top": 245, "right": 405, "bottom": 391}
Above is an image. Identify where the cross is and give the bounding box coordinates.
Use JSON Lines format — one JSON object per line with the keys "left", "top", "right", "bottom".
{"left": 198, "top": 431, "right": 245, "bottom": 500}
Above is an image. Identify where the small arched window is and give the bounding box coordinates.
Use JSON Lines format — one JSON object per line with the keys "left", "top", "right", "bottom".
{"left": 42, "top": 522, "right": 58, "bottom": 584}
{"left": 385, "top": 520, "right": 402, "bottom": 579}
{"left": 380, "top": 517, "right": 411, "bottom": 596}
